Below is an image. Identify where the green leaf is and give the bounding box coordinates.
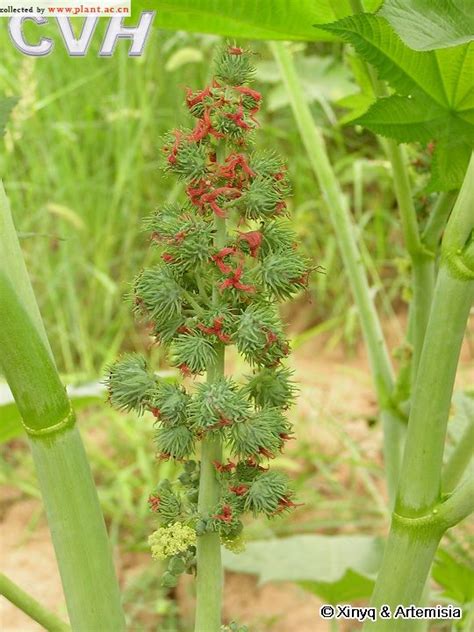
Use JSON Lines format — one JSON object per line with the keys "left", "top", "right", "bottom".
{"left": 433, "top": 549, "right": 474, "bottom": 604}
{"left": 222, "top": 534, "right": 384, "bottom": 603}
{"left": 148, "top": 0, "right": 348, "bottom": 41}
{"left": 0, "top": 97, "right": 17, "bottom": 137}
{"left": 428, "top": 138, "right": 472, "bottom": 193}
{"left": 322, "top": 14, "right": 474, "bottom": 190}
{"left": 356, "top": 95, "right": 448, "bottom": 142}
{"left": 300, "top": 569, "right": 375, "bottom": 604}
{"left": 379, "top": 0, "right": 474, "bottom": 51}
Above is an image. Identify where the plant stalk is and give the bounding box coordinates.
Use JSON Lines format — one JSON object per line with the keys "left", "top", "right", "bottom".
{"left": 364, "top": 515, "right": 443, "bottom": 631}
{"left": 0, "top": 573, "right": 71, "bottom": 632}
{"left": 397, "top": 157, "right": 474, "bottom": 516}
{"left": 365, "top": 155, "right": 474, "bottom": 629}
{"left": 0, "top": 193, "right": 125, "bottom": 631}
{"left": 383, "top": 142, "right": 434, "bottom": 380}
{"left": 271, "top": 41, "right": 403, "bottom": 503}
{"left": 397, "top": 268, "right": 473, "bottom": 515}
{"left": 194, "top": 191, "right": 227, "bottom": 632}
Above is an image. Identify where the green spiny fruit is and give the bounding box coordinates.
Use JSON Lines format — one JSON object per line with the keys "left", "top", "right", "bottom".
{"left": 105, "top": 43, "right": 311, "bottom": 594}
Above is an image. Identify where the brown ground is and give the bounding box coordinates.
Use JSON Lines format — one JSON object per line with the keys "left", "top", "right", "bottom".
{"left": 1, "top": 316, "right": 473, "bottom": 631}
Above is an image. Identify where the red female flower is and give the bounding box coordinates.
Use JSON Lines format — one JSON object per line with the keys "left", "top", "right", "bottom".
{"left": 200, "top": 186, "right": 241, "bottom": 218}
{"left": 213, "top": 460, "right": 236, "bottom": 473}
{"left": 198, "top": 317, "right": 232, "bottom": 344}
{"left": 188, "top": 108, "right": 224, "bottom": 142}
{"left": 229, "top": 484, "right": 248, "bottom": 496}
{"left": 212, "top": 247, "right": 238, "bottom": 274}
{"left": 163, "top": 129, "right": 183, "bottom": 165}
{"left": 178, "top": 363, "right": 192, "bottom": 377}
{"left": 225, "top": 104, "right": 252, "bottom": 130}
{"left": 185, "top": 85, "right": 211, "bottom": 109}
{"left": 219, "top": 265, "right": 255, "bottom": 293}
{"left": 258, "top": 446, "right": 274, "bottom": 459}
{"left": 219, "top": 153, "right": 256, "bottom": 181}
{"left": 274, "top": 496, "right": 304, "bottom": 513}
{"left": 213, "top": 504, "right": 233, "bottom": 523}
{"left": 148, "top": 494, "right": 161, "bottom": 512}
{"left": 237, "top": 230, "right": 262, "bottom": 257}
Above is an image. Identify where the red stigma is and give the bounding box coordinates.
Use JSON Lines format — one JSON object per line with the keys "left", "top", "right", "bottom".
{"left": 213, "top": 504, "right": 233, "bottom": 523}
{"left": 230, "top": 484, "right": 248, "bottom": 496}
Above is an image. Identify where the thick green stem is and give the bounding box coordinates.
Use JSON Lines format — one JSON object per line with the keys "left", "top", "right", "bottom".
{"left": 0, "top": 188, "right": 125, "bottom": 631}
{"left": 271, "top": 41, "right": 403, "bottom": 503}
{"left": 0, "top": 573, "right": 70, "bottom": 632}
{"left": 366, "top": 155, "right": 474, "bottom": 627}
{"left": 365, "top": 515, "right": 443, "bottom": 631}
{"left": 397, "top": 159, "right": 474, "bottom": 516}
{"left": 0, "top": 275, "right": 126, "bottom": 631}
{"left": 194, "top": 185, "right": 227, "bottom": 632}
{"left": 397, "top": 269, "right": 473, "bottom": 514}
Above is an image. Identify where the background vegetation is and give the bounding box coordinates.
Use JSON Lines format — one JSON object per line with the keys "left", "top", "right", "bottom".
{"left": 0, "top": 22, "right": 472, "bottom": 632}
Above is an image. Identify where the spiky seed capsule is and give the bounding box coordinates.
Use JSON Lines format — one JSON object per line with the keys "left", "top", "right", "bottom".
{"left": 106, "top": 43, "right": 310, "bottom": 574}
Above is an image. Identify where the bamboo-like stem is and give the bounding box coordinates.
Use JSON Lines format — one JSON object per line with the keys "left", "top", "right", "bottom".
{"left": 397, "top": 267, "right": 473, "bottom": 514}
{"left": 0, "top": 573, "right": 71, "bottom": 632}
{"left": 365, "top": 156, "right": 474, "bottom": 630}
{"left": 364, "top": 515, "right": 443, "bottom": 631}
{"left": 0, "top": 275, "right": 126, "bottom": 631}
{"left": 442, "top": 421, "right": 474, "bottom": 493}
{"left": 397, "top": 156, "right": 474, "bottom": 516}
{"left": 0, "top": 187, "right": 125, "bottom": 631}
{"left": 194, "top": 180, "right": 227, "bottom": 632}
{"left": 271, "top": 41, "right": 403, "bottom": 503}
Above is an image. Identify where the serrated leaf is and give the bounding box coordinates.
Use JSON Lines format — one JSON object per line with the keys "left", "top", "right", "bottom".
{"left": 356, "top": 95, "right": 447, "bottom": 142}
{"left": 146, "top": 0, "right": 347, "bottom": 42}
{"left": 322, "top": 14, "right": 474, "bottom": 190}
{"left": 0, "top": 97, "right": 18, "bottom": 137}
{"left": 428, "top": 138, "right": 472, "bottom": 192}
{"left": 379, "top": 0, "right": 474, "bottom": 51}
{"left": 222, "top": 534, "right": 384, "bottom": 593}
{"left": 433, "top": 549, "right": 474, "bottom": 605}
{"left": 337, "top": 92, "right": 375, "bottom": 123}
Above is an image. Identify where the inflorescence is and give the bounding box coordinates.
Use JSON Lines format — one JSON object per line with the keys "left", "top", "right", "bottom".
{"left": 105, "top": 44, "right": 310, "bottom": 588}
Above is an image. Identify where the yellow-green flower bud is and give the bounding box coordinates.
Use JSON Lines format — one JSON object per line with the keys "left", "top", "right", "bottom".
{"left": 148, "top": 522, "right": 197, "bottom": 560}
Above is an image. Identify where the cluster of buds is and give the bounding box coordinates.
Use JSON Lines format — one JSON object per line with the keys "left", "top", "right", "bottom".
{"left": 105, "top": 44, "right": 310, "bottom": 585}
